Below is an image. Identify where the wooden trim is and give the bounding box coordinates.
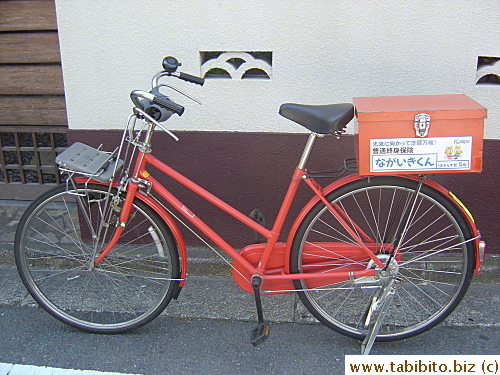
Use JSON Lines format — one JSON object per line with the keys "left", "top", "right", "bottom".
{"left": 0, "top": 66, "right": 64, "bottom": 95}
{"left": 0, "top": 125, "right": 67, "bottom": 133}
{"left": 0, "top": 0, "right": 68, "bottom": 198}
{"left": 0, "top": 32, "right": 61, "bottom": 64}
{"left": 0, "top": 1, "right": 57, "bottom": 32}
{"left": 0, "top": 97, "right": 67, "bottom": 126}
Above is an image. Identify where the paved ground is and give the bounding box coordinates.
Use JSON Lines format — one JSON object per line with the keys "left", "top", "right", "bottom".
{"left": 0, "top": 304, "right": 498, "bottom": 375}
{"left": 0, "top": 199, "right": 498, "bottom": 374}
{"left": 0, "top": 363, "right": 134, "bottom": 375}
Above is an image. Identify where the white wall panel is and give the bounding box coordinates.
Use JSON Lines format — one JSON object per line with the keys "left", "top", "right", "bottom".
{"left": 55, "top": 0, "right": 500, "bottom": 138}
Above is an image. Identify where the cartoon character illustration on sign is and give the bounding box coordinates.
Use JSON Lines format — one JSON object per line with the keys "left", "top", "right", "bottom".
{"left": 445, "top": 145, "right": 463, "bottom": 160}
{"left": 445, "top": 146, "right": 454, "bottom": 159}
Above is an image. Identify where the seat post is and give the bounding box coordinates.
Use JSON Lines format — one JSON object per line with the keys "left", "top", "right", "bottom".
{"left": 297, "top": 133, "right": 318, "bottom": 169}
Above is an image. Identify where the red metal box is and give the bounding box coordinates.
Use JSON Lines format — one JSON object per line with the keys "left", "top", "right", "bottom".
{"left": 353, "top": 94, "right": 486, "bottom": 176}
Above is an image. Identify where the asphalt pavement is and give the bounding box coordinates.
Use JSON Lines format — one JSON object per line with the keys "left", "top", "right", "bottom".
{"left": 0, "top": 303, "right": 499, "bottom": 375}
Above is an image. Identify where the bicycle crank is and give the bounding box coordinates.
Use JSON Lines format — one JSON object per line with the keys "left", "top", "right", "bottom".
{"left": 250, "top": 275, "right": 271, "bottom": 346}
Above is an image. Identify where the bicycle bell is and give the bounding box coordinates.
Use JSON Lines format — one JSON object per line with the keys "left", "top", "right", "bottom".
{"left": 162, "top": 56, "right": 181, "bottom": 73}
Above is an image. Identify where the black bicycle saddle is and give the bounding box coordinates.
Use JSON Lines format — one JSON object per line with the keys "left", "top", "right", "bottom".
{"left": 279, "top": 103, "right": 354, "bottom": 134}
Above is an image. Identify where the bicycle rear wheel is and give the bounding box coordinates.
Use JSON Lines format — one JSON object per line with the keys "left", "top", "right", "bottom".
{"left": 15, "top": 183, "right": 180, "bottom": 333}
{"left": 290, "top": 176, "right": 475, "bottom": 341}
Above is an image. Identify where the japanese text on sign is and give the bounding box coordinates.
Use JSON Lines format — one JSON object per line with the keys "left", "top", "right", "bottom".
{"left": 370, "top": 136, "right": 472, "bottom": 172}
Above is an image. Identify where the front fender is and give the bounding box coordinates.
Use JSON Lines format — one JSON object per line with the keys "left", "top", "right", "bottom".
{"left": 134, "top": 192, "right": 188, "bottom": 285}
{"left": 73, "top": 177, "right": 187, "bottom": 284}
{"left": 285, "top": 174, "right": 482, "bottom": 275}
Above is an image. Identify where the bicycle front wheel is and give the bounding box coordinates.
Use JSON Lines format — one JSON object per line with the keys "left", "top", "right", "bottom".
{"left": 290, "top": 176, "right": 475, "bottom": 341}
{"left": 15, "top": 183, "right": 180, "bottom": 333}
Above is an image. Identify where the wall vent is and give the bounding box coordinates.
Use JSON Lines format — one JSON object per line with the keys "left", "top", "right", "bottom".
{"left": 200, "top": 51, "right": 272, "bottom": 80}
{"left": 476, "top": 56, "right": 500, "bottom": 85}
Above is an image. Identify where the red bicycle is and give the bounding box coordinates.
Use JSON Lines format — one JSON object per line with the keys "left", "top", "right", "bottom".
{"left": 14, "top": 57, "right": 484, "bottom": 354}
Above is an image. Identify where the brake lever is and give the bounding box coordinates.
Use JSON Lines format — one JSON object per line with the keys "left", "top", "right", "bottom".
{"left": 157, "top": 84, "right": 201, "bottom": 105}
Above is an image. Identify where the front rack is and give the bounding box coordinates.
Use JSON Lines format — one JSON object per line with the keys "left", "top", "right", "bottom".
{"left": 56, "top": 142, "right": 124, "bottom": 183}
{"left": 54, "top": 111, "right": 160, "bottom": 196}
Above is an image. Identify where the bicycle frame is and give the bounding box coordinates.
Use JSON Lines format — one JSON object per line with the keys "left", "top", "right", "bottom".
{"left": 92, "top": 132, "right": 383, "bottom": 292}
{"left": 85, "top": 116, "right": 485, "bottom": 297}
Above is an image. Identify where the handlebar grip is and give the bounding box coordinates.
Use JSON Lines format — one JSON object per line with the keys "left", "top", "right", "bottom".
{"left": 179, "top": 72, "right": 205, "bottom": 86}
{"left": 152, "top": 96, "right": 185, "bottom": 116}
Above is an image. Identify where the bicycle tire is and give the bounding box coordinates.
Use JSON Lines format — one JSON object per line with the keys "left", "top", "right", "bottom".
{"left": 290, "top": 176, "right": 475, "bottom": 342}
{"left": 15, "top": 183, "right": 180, "bottom": 333}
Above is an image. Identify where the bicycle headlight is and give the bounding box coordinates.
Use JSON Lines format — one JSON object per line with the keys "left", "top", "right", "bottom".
{"left": 144, "top": 104, "right": 173, "bottom": 122}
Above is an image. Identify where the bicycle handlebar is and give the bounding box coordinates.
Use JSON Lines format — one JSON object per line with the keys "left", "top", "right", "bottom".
{"left": 152, "top": 71, "right": 205, "bottom": 88}
{"left": 130, "top": 90, "right": 184, "bottom": 116}
{"left": 131, "top": 57, "right": 203, "bottom": 120}
{"left": 151, "top": 95, "right": 185, "bottom": 115}
{"left": 161, "top": 55, "right": 205, "bottom": 86}
{"left": 177, "top": 72, "right": 205, "bottom": 86}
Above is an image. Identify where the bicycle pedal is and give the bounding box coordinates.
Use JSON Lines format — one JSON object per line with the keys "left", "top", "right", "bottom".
{"left": 250, "top": 322, "right": 270, "bottom": 346}
{"left": 249, "top": 208, "right": 266, "bottom": 244}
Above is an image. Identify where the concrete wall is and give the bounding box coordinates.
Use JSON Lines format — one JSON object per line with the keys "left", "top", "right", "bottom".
{"left": 55, "top": 1, "right": 500, "bottom": 253}
{"left": 55, "top": 0, "right": 499, "bottom": 137}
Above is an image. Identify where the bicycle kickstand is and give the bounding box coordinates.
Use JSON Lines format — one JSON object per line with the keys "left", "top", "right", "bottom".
{"left": 250, "top": 275, "right": 270, "bottom": 346}
{"left": 360, "top": 278, "right": 396, "bottom": 355}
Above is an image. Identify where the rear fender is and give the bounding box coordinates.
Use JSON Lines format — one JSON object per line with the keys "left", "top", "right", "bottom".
{"left": 410, "top": 177, "right": 482, "bottom": 275}
{"left": 285, "top": 174, "right": 482, "bottom": 275}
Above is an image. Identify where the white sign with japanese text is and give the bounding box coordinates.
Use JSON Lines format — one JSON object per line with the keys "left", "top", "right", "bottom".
{"left": 370, "top": 136, "right": 473, "bottom": 172}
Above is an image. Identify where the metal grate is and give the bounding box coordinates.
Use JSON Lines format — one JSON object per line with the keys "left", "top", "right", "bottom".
{"left": 0, "top": 127, "right": 68, "bottom": 186}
